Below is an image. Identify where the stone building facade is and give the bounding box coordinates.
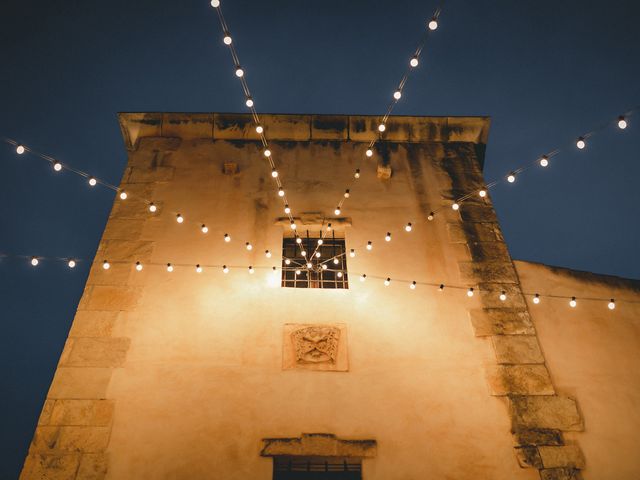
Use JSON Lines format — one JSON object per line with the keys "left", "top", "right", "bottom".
{"left": 19, "top": 113, "right": 640, "bottom": 479}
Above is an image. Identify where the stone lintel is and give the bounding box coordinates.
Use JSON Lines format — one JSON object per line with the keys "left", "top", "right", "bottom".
{"left": 261, "top": 433, "right": 376, "bottom": 458}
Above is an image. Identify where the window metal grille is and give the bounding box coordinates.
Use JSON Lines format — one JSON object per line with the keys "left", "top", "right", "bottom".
{"left": 281, "top": 231, "right": 349, "bottom": 289}
{"left": 273, "top": 456, "right": 362, "bottom": 479}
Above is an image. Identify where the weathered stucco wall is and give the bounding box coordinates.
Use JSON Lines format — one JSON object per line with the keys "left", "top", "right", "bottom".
{"left": 516, "top": 260, "right": 640, "bottom": 480}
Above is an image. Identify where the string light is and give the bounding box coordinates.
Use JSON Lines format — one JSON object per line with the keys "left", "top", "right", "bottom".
{"left": 405, "top": 223, "right": 412, "bottom": 232}
{"left": 499, "top": 290, "right": 507, "bottom": 301}
{"left": 317, "top": 239, "right": 323, "bottom": 245}
{"left": 384, "top": 278, "right": 391, "bottom": 286}
{"left": 223, "top": 265, "right": 229, "bottom": 273}
{"left": 378, "top": 124, "right": 386, "bottom": 132}
{"left": 196, "top": 264, "right": 203, "bottom": 273}
{"left": 438, "top": 284, "right": 444, "bottom": 292}
{"left": 360, "top": 274, "right": 366, "bottom": 282}
{"left": 223, "top": 34, "right": 232, "bottom": 45}
{"left": 16, "top": 145, "right": 25, "bottom": 154}
{"left": 326, "top": 223, "right": 332, "bottom": 231}
{"left": 452, "top": 203, "right": 460, "bottom": 211}
{"left": 507, "top": 173, "right": 516, "bottom": 183}
{"left": 409, "top": 56, "right": 419, "bottom": 67}
{"left": 290, "top": 221, "right": 297, "bottom": 230}
{"left": 149, "top": 203, "right": 157, "bottom": 213}
{"left": 321, "top": 264, "right": 328, "bottom": 270}
{"left": 201, "top": 224, "right": 209, "bottom": 233}
{"left": 569, "top": 297, "right": 577, "bottom": 308}
{"left": 617, "top": 116, "right": 627, "bottom": 130}
{"left": 53, "top": 161, "right": 62, "bottom": 171}
{"left": 366, "top": 149, "right": 373, "bottom": 157}
{"left": 539, "top": 155, "right": 549, "bottom": 167}
{"left": 333, "top": 258, "right": 339, "bottom": 265}
{"left": 284, "top": 204, "right": 291, "bottom": 214}
{"left": 533, "top": 293, "right": 540, "bottom": 304}
{"left": 337, "top": 271, "right": 343, "bottom": 278}
{"left": 265, "top": 250, "right": 272, "bottom": 258}
{"left": 67, "top": 259, "right": 76, "bottom": 269}
{"left": 88, "top": 177, "right": 97, "bottom": 186}
{"left": 285, "top": 259, "right": 291, "bottom": 265}
{"left": 366, "top": 241, "right": 372, "bottom": 251}
{"left": 296, "top": 238, "right": 302, "bottom": 244}
{"left": 354, "top": 169, "right": 360, "bottom": 179}
{"left": 245, "top": 97, "right": 254, "bottom": 108}
{"left": 167, "top": 263, "right": 174, "bottom": 272}
{"left": 135, "top": 261, "right": 143, "bottom": 271}
{"left": 245, "top": 242, "right": 252, "bottom": 251}
{"left": 235, "top": 66, "right": 244, "bottom": 77}
{"left": 427, "top": 212, "right": 435, "bottom": 221}
{"left": 467, "top": 287, "right": 474, "bottom": 297}
{"left": 385, "top": 232, "right": 391, "bottom": 242}
{"left": 479, "top": 189, "right": 487, "bottom": 198}
{"left": 301, "top": 250, "right": 307, "bottom": 257}
{"left": 248, "top": 266, "right": 254, "bottom": 274}
{"left": 210, "top": 0, "right": 220, "bottom": 7}
{"left": 272, "top": 266, "right": 278, "bottom": 275}
{"left": 428, "top": 18, "right": 438, "bottom": 30}
{"left": 344, "top": 189, "right": 350, "bottom": 198}
{"left": 315, "top": 252, "right": 321, "bottom": 258}
{"left": 176, "top": 214, "right": 184, "bottom": 223}
{"left": 271, "top": 168, "right": 278, "bottom": 178}
{"left": 334, "top": 207, "right": 341, "bottom": 215}
{"left": 278, "top": 187, "right": 285, "bottom": 197}
{"left": 306, "top": 262, "right": 312, "bottom": 269}
{"left": 393, "top": 90, "right": 402, "bottom": 100}
{"left": 410, "top": 281, "right": 417, "bottom": 289}
{"left": 576, "top": 137, "right": 586, "bottom": 149}
{"left": 256, "top": 125, "right": 264, "bottom": 134}
{"left": 349, "top": 249, "right": 355, "bottom": 257}
{"left": 263, "top": 149, "right": 271, "bottom": 158}
{"left": 608, "top": 299, "right": 616, "bottom": 310}
{"left": 224, "top": 233, "right": 231, "bottom": 242}
{"left": 295, "top": 269, "right": 301, "bottom": 275}
{"left": 30, "top": 257, "right": 39, "bottom": 266}
{"left": 102, "top": 260, "right": 110, "bottom": 270}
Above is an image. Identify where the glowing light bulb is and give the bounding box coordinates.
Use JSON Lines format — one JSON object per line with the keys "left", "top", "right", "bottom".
{"left": 337, "top": 271, "right": 343, "bottom": 278}
{"left": 354, "top": 169, "right": 360, "bottom": 179}
{"left": 68, "top": 259, "right": 76, "bottom": 268}
{"left": 360, "top": 274, "right": 366, "bottom": 282}
{"left": 30, "top": 257, "right": 39, "bottom": 266}
{"left": 326, "top": 223, "right": 332, "bottom": 231}
{"left": 378, "top": 124, "right": 386, "bottom": 132}
{"left": 210, "top": 0, "right": 220, "bottom": 7}
{"left": 263, "top": 149, "right": 271, "bottom": 157}
{"left": 393, "top": 90, "right": 402, "bottom": 100}
{"left": 569, "top": 297, "right": 577, "bottom": 308}
{"left": 467, "top": 287, "right": 474, "bottom": 297}
{"left": 349, "top": 249, "right": 355, "bottom": 258}
{"left": 149, "top": 203, "right": 157, "bottom": 213}
{"left": 533, "top": 293, "right": 540, "bottom": 304}
{"left": 265, "top": 250, "right": 272, "bottom": 258}
{"left": 576, "top": 137, "right": 586, "bottom": 149}
{"left": 301, "top": 250, "right": 307, "bottom": 257}
{"left": 103, "top": 260, "right": 110, "bottom": 270}
{"left": 438, "top": 284, "right": 444, "bottom": 292}
{"left": 223, "top": 265, "right": 229, "bottom": 273}
{"left": 135, "top": 261, "right": 143, "bottom": 271}
{"left": 479, "top": 190, "right": 487, "bottom": 198}
{"left": 366, "top": 241, "right": 372, "bottom": 251}
{"left": 248, "top": 266, "right": 254, "bottom": 274}
{"left": 166, "top": 263, "right": 173, "bottom": 272}
{"left": 16, "top": 145, "right": 25, "bottom": 154}
{"left": 176, "top": 214, "right": 184, "bottom": 223}
{"left": 196, "top": 264, "right": 203, "bottom": 273}
{"left": 88, "top": 177, "right": 97, "bottom": 186}
{"left": 334, "top": 207, "right": 341, "bottom": 215}
{"left": 285, "top": 258, "right": 291, "bottom": 265}
{"left": 428, "top": 18, "right": 438, "bottom": 30}
{"left": 499, "top": 291, "right": 507, "bottom": 301}
{"left": 284, "top": 204, "right": 291, "bottom": 214}
{"left": 428, "top": 212, "right": 435, "bottom": 221}
{"left": 224, "top": 233, "right": 231, "bottom": 242}
{"left": 256, "top": 125, "right": 264, "bottom": 134}
{"left": 540, "top": 155, "right": 549, "bottom": 167}
{"left": 507, "top": 173, "right": 516, "bottom": 183}
{"left": 617, "top": 116, "right": 627, "bottom": 130}
{"left": 290, "top": 221, "right": 297, "bottom": 230}
{"left": 332, "top": 258, "right": 339, "bottom": 265}
{"left": 201, "top": 224, "right": 209, "bottom": 233}
{"left": 272, "top": 266, "right": 278, "bottom": 275}
{"left": 344, "top": 189, "right": 350, "bottom": 198}
{"left": 296, "top": 237, "right": 302, "bottom": 244}
{"left": 410, "top": 56, "right": 419, "bottom": 67}
{"left": 321, "top": 264, "right": 327, "bottom": 270}
{"left": 295, "top": 269, "right": 301, "bottom": 276}
{"left": 119, "top": 191, "right": 127, "bottom": 200}
{"left": 384, "top": 278, "right": 391, "bottom": 286}
{"left": 366, "top": 149, "right": 373, "bottom": 157}
{"left": 306, "top": 262, "right": 312, "bottom": 269}
{"left": 245, "top": 242, "right": 252, "bottom": 251}
{"left": 452, "top": 203, "right": 460, "bottom": 211}
{"left": 53, "top": 161, "right": 62, "bottom": 171}
{"left": 405, "top": 223, "right": 412, "bottom": 232}
{"left": 317, "top": 239, "right": 323, "bottom": 245}
{"left": 315, "top": 252, "right": 321, "bottom": 258}
{"left": 271, "top": 168, "right": 278, "bottom": 178}
{"left": 245, "top": 97, "right": 254, "bottom": 108}
{"left": 235, "top": 67, "right": 244, "bottom": 77}
{"left": 410, "top": 281, "right": 417, "bottom": 290}
{"left": 385, "top": 232, "right": 391, "bottom": 242}
{"left": 608, "top": 298, "right": 616, "bottom": 310}
{"left": 278, "top": 187, "right": 285, "bottom": 197}
{"left": 223, "top": 34, "right": 232, "bottom": 45}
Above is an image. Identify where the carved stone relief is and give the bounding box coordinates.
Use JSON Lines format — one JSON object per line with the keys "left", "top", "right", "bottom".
{"left": 283, "top": 323, "right": 348, "bottom": 371}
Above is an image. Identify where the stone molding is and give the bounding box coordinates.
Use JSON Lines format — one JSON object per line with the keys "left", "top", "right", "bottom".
{"left": 261, "top": 433, "right": 377, "bottom": 458}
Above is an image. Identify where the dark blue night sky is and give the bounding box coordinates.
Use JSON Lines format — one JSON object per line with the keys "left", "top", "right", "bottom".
{"left": 1, "top": 0, "right": 638, "bottom": 476}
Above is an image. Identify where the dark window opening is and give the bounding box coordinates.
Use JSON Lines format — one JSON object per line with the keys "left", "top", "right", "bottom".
{"left": 281, "top": 231, "right": 349, "bottom": 289}
{"left": 273, "top": 456, "right": 362, "bottom": 480}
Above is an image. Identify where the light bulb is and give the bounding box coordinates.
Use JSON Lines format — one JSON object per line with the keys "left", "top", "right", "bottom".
{"left": 410, "top": 56, "right": 419, "bottom": 67}
{"left": 284, "top": 205, "right": 291, "bottom": 214}
{"left": 405, "top": 223, "right": 412, "bottom": 232}
{"left": 103, "top": 260, "right": 110, "bottom": 270}
{"left": 393, "top": 90, "right": 402, "bottom": 100}
{"left": 499, "top": 291, "right": 507, "bottom": 301}
{"left": 438, "top": 284, "right": 444, "bottom": 292}
{"left": 245, "top": 97, "right": 254, "bottom": 108}
{"left": 68, "top": 259, "right": 76, "bottom": 268}
{"left": 366, "top": 241, "right": 372, "bottom": 251}
{"left": 334, "top": 207, "right": 341, "bottom": 215}
{"left": 201, "top": 224, "right": 209, "bottom": 233}
{"left": 149, "top": 203, "right": 157, "bottom": 213}
{"left": 30, "top": 257, "right": 39, "bottom": 266}
{"left": 135, "top": 261, "right": 143, "bottom": 271}
{"left": 290, "top": 221, "right": 297, "bottom": 230}
{"left": 235, "top": 67, "right": 244, "bottom": 77}
{"left": 223, "top": 34, "right": 232, "bottom": 45}
{"left": 176, "top": 214, "right": 183, "bottom": 223}
{"left": 249, "top": 266, "right": 254, "bottom": 274}
{"left": 119, "top": 191, "right": 128, "bottom": 200}
{"left": 428, "top": 212, "right": 435, "bottom": 221}
{"left": 278, "top": 187, "right": 285, "bottom": 197}
{"left": 333, "top": 258, "right": 339, "bottom": 265}
{"left": 360, "top": 274, "right": 366, "bottom": 282}
{"left": 256, "top": 125, "right": 264, "bottom": 134}
{"left": 322, "top": 264, "right": 328, "bottom": 270}
{"left": 608, "top": 298, "right": 616, "bottom": 310}
{"left": 384, "top": 278, "right": 391, "bottom": 286}
{"left": 366, "top": 149, "right": 373, "bottom": 157}
{"left": 224, "top": 233, "right": 231, "bottom": 242}
{"left": 306, "top": 262, "right": 312, "bottom": 269}
{"left": 166, "top": 263, "right": 173, "bottom": 272}
{"left": 410, "top": 281, "right": 417, "bottom": 290}
{"left": 265, "top": 250, "right": 272, "bottom": 258}
{"left": 272, "top": 266, "right": 278, "bottom": 275}
{"left": 576, "top": 137, "right": 586, "bottom": 149}
{"left": 296, "top": 237, "right": 302, "bottom": 244}
{"left": 245, "top": 242, "right": 252, "bottom": 251}
{"left": 569, "top": 297, "right": 577, "bottom": 308}
{"left": 533, "top": 293, "right": 540, "bottom": 304}
{"left": 479, "top": 190, "right": 487, "bottom": 198}
{"left": 452, "top": 203, "right": 460, "bottom": 211}
{"left": 467, "top": 287, "right": 474, "bottom": 297}
{"left": 507, "top": 173, "right": 516, "bottom": 183}
{"left": 53, "top": 161, "right": 62, "bottom": 171}
{"left": 223, "top": 265, "right": 229, "bottom": 273}
{"left": 88, "top": 177, "right": 97, "bottom": 186}
{"left": 317, "top": 239, "right": 323, "bottom": 245}
{"left": 271, "top": 168, "right": 278, "bottom": 178}
{"left": 354, "top": 169, "right": 360, "bottom": 179}
{"left": 210, "top": 0, "right": 220, "bottom": 7}
{"left": 196, "top": 264, "right": 203, "bottom": 273}
{"left": 617, "top": 116, "right": 627, "bottom": 130}
{"left": 315, "top": 252, "right": 321, "bottom": 258}
{"left": 349, "top": 249, "right": 355, "bottom": 257}
{"left": 263, "top": 149, "right": 271, "bottom": 157}
{"left": 326, "top": 223, "right": 332, "bottom": 231}
{"left": 285, "top": 259, "right": 291, "bottom": 265}
{"left": 301, "top": 250, "right": 307, "bottom": 257}
{"left": 337, "top": 271, "right": 343, "bottom": 278}
{"left": 344, "top": 189, "right": 350, "bottom": 198}
{"left": 378, "top": 124, "right": 386, "bottom": 132}
{"left": 428, "top": 18, "right": 438, "bottom": 30}
{"left": 540, "top": 155, "right": 549, "bottom": 167}
{"left": 295, "top": 269, "right": 301, "bottom": 275}
{"left": 16, "top": 145, "right": 25, "bottom": 154}
{"left": 385, "top": 232, "right": 391, "bottom": 242}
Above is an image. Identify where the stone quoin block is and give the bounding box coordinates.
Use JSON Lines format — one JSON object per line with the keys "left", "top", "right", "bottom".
{"left": 38, "top": 400, "right": 55, "bottom": 426}
{"left": 469, "top": 308, "right": 535, "bottom": 336}
{"left": 48, "top": 400, "right": 115, "bottom": 427}
{"left": 513, "top": 428, "right": 564, "bottom": 447}
{"left": 486, "top": 364, "right": 555, "bottom": 396}
{"left": 447, "top": 222, "right": 502, "bottom": 243}
{"left": 19, "top": 453, "right": 80, "bottom": 480}
{"left": 539, "top": 467, "right": 583, "bottom": 480}
{"left": 491, "top": 335, "right": 545, "bottom": 364}
{"left": 458, "top": 261, "right": 519, "bottom": 284}
{"left": 538, "top": 445, "right": 585, "bottom": 469}
{"left": 85, "top": 263, "right": 132, "bottom": 287}
{"left": 102, "top": 218, "right": 145, "bottom": 241}
{"left": 101, "top": 240, "right": 154, "bottom": 262}
{"left": 47, "top": 368, "right": 113, "bottom": 400}
{"left": 69, "top": 311, "right": 119, "bottom": 338}
{"left": 510, "top": 396, "right": 584, "bottom": 431}
{"left": 78, "top": 286, "right": 143, "bottom": 312}
{"left": 77, "top": 453, "right": 109, "bottom": 480}
{"left": 60, "top": 337, "right": 130, "bottom": 368}
{"left": 467, "top": 241, "right": 511, "bottom": 262}
{"left": 458, "top": 203, "right": 499, "bottom": 223}
{"left": 514, "top": 446, "right": 543, "bottom": 469}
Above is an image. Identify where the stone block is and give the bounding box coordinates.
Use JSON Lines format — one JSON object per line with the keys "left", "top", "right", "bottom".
{"left": 458, "top": 203, "right": 499, "bottom": 223}
{"left": 162, "top": 113, "right": 213, "bottom": 139}
{"left": 102, "top": 218, "right": 144, "bottom": 241}
{"left": 311, "top": 115, "right": 348, "bottom": 140}
{"left": 19, "top": 453, "right": 80, "bottom": 480}
{"left": 261, "top": 115, "right": 311, "bottom": 140}
{"left": 492, "top": 335, "right": 544, "bottom": 364}
{"left": 458, "top": 261, "right": 518, "bottom": 284}
{"left": 61, "top": 338, "right": 130, "bottom": 368}
{"left": 38, "top": 400, "right": 55, "bottom": 426}
{"left": 79, "top": 286, "right": 143, "bottom": 311}
{"left": 49, "top": 400, "right": 115, "bottom": 427}
{"left": 510, "top": 396, "right": 584, "bottom": 431}
{"left": 69, "top": 311, "right": 119, "bottom": 338}
{"left": 486, "top": 365, "right": 555, "bottom": 396}
{"left": 57, "top": 426, "right": 111, "bottom": 453}
{"left": 467, "top": 241, "right": 511, "bottom": 262}
{"left": 85, "top": 262, "right": 132, "bottom": 287}
{"left": 513, "top": 428, "right": 564, "bottom": 447}
{"left": 48, "top": 368, "right": 112, "bottom": 399}
{"left": 539, "top": 445, "right": 585, "bottom": 469}
{"left": 77, "top": 453, "right": 108, "bottom": 480}
{"left": 469, "top": 308, "right": 535, "bottom": 336}
{"left": 514, "top": 446, "right": 543, "bottom": 469}
{"left": 126, "top": 165, "right": 175, "bottom": 183}
{"left": 101, "top": 240, "right": 154, "bottom": 262}
{"left": 540, "top": 467, "right": 583, "bottom": 480}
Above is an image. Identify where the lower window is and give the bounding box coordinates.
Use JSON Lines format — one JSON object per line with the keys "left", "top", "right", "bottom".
{"left": 273, "top": 457, "right": 362, "bottom": 479}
